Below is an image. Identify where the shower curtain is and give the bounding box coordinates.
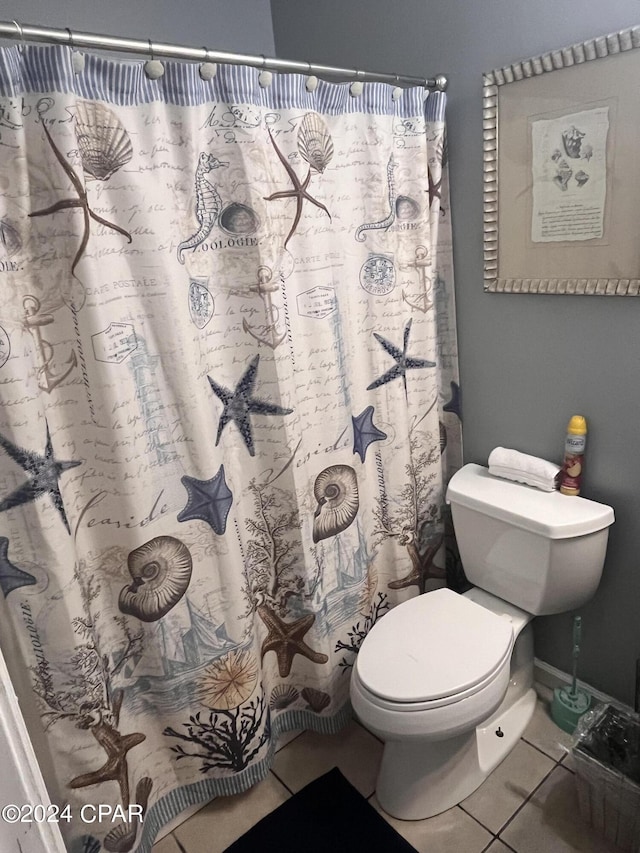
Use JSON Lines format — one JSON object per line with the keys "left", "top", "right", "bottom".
{"left": 0, "top": 45, "right": 460, "bottom": 852}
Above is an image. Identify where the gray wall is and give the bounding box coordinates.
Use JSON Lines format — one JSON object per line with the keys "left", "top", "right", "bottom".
{"left": 271, "top": 0, "right": 640, "bottom": 705}
{"left": 0, "top": 0, "right": 275, "bottom": 55}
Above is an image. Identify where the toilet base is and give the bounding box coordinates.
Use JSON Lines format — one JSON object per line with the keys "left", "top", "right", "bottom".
{"left": 376, "top": 687, "right": 537, "bottom": 820}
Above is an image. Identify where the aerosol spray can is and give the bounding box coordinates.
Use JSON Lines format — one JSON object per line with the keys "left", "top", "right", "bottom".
{"left": 560, "top": 415, "right": 587, "bottom": 496}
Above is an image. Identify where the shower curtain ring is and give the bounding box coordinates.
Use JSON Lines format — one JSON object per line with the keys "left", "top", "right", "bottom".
{"left": 350, "top": 69, "right": 364, "bottom": 97}
{"left": 11, "top": 20, "right": 26, "bottom": 54}
{"left": 305, "top": 60, "right": 318, "bottom": 93}
{"left": 392, "top": 74, "right": 403, "bottom": 102}
{"left": 199, "top": 47, "right": 217, "bottom": 80}
{"left": 144, "top": 38, "right": 165, "bottom": 79}
{"left": 258, "top": 54, "right": 272, "bottom": 88}
{"left": 67, "top": 26, "right": 85, "bottom": 73}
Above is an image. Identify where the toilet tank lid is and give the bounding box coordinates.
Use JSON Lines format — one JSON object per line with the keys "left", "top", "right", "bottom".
{"left": 446, "top": 464, "right": 614, "bottom": 539}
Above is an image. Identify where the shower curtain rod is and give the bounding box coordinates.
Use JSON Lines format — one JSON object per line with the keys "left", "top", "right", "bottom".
{"left": 0, "top": 21, "right": 447, "bottom": 91}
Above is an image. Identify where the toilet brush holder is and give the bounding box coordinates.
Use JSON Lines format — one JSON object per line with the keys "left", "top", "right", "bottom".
{"left": 551, "top": 616, "right": 591, "bottom": 734}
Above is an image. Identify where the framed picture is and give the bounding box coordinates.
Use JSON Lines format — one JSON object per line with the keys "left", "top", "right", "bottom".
{"left": 483, "top": 26, "right": 640, "bottom": 295}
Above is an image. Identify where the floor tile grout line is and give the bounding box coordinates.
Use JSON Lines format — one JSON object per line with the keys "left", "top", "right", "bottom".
{"left": 458, "top": 802, "right": 498, "bottom": 838}
{"left": 495, "top": 760, "right": 560, "bottom": 839}
{"left": 520, "top": 735, "right": 569, "bottom": 764}
{"left": 479, "top": 835, "right": 518, "bottom": 853}
{"left": 352, "top": 714, "right": 384, "bottom": 745}
{"left": 275, "top": 728, "right": 306, "bottom": 754}
{"left": 269, "top": 767, "right": 296, "bottom": 796}
{"left": 558, "top": 752, "right": 575, "bottom": 773}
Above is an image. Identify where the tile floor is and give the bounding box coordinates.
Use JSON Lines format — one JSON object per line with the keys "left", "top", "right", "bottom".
{"left": 152, "top": 692, "right": 620, "bottom": 853}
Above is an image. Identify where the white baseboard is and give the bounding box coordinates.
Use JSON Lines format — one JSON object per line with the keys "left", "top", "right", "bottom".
{"left": 534, "top": 658, "right": 634, "bottom": 714}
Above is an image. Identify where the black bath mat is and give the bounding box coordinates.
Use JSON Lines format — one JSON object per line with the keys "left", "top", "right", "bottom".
{"left": 224, "top": 767, "right": 418, "bottom": 852}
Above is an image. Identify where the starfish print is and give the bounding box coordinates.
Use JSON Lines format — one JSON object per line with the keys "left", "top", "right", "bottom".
{"left": 443, "top": 380, "right": 462, "bottom": 422}
{"left": 0, "top": 537, "right": 36, "bottom": 597}
{"left": 257, "top": 604, "right": 328, "bottom": 678}
{"left": 178, "top": 465, "right": 233, "bottom": 534}
{"left": 68, "top": 716, "right": 145, "bottom": 808}
{"left": 208, "top": 354, "right": 293, "bottom": 457}
{"left": 263, "top": 128, "right": 331, "bottom": 249}
{"left": 29, "top": 119, "right": 132, "bottom": 279}
{"left": 352, "top": 406, "right": 387, "bottom": 463}
{"left": 366, "top": 319, "right": 436, "bottom": 398}
{"left": 0, "top": 424, "right": 82, "bottom": 533}
{"left": 428, "top": 163, "right": 442, "bottom": 208}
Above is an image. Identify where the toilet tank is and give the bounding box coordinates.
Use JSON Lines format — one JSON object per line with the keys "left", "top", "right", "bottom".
{"left": 446, "top": 464, "right": 614, "bottom": 615}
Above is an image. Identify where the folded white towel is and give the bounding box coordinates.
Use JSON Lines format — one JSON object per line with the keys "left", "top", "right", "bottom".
{"left": 487, "top": 447, "right": 560, "bottom": 492}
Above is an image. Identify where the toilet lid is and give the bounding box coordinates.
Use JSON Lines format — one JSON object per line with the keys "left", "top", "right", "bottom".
{"left": 356, "top": 588, "right": 514, "bottom": 704}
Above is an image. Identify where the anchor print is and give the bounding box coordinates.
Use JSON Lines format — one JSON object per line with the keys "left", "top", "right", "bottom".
{"left": 23, "top": 296, "right": 77, "bottom": 392}
{"left": 242, "top": 266, "right": 287, "bottom": 349}
{"left": 401, "top": 246, "right": 433, "bottom": 313}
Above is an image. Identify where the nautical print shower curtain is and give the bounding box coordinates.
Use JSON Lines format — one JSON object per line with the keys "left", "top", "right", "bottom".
{"left": 0, "top": 45, "right": 461, "bottom": 852}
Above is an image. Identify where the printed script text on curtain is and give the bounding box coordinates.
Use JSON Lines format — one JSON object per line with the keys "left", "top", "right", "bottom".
{"left": 0, "top": 45, "right": 461, "bottom": 852}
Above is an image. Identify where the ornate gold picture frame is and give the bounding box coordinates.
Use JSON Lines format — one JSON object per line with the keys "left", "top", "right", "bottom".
{"left": 483, "top": 26, "right": 640, "bottom": 295}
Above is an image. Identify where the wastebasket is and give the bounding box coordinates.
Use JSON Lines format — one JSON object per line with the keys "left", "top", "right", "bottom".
{"left": 572, "top": 704, "right": 640, "bottom": 852}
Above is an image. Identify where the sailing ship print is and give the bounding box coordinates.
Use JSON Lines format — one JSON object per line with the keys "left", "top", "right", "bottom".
{"left": 123, "top": 595, "right": 239, "bottom": 714}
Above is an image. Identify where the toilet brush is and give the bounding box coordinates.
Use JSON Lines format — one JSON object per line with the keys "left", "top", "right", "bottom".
{"left": 551, "top": 616, "right": 591, "bottom": 734}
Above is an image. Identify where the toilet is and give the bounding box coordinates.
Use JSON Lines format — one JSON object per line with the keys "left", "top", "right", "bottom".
{"left": 350, "top": 463, "right": 614, "bottom": 820}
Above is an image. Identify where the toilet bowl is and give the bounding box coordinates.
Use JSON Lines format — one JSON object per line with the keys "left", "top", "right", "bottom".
{"left": 351, "top": 463, "right": 614, "bottom": 820}
{"left": 351, "top": 587, "right": 535, "bottom": 819}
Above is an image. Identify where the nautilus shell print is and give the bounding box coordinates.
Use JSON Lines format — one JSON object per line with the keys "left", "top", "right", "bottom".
{"left": 312, "top": 464, "right": 359, "bottom": 543}
{"left": 118, "top": 536, "right": 193, "bottom": 622}
{"left": 74, "top": 100, "right": 134, "bottom": 181}
{"left": 297, "top": 112, "right": 334, "bottom": 174}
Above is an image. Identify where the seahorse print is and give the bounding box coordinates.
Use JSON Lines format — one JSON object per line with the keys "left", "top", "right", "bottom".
{"left": 355, "top": 155, "right": 397, "bottom": 242}
{"left": 177, "top": 153, "right": 227, "bottom": 264}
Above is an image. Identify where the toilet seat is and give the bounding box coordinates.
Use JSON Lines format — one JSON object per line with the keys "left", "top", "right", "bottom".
{"left": 356, "top": 588, "right": 514, "bottom": 706}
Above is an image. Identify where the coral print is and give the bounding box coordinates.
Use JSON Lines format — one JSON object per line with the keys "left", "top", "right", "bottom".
{"left": 0, "top": 44, "right": 460, "bottom": 852}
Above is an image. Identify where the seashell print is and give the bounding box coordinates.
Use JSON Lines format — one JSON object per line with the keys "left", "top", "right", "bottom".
{"left": 74, "top": 100, "right": 133, "bottom": 181}
{"left": 575, "top": 170, "right": 590, "bottom": 188}
{"left": 297, "top": 112, "right": 334, "bottom": 174}
{"left": 219, "top": 202, "right": 260, "bottom": 236}
{"left": 395, "top": 195, "right": 421, "bottom": 221}
{"left": 312, "top": 464, "right": 359, "bottom": 543}
{"left": 439, "top": 421, "right": 447, "bottom": 453}
{"left": 71, "top": 836, "right": 101, "bottom": 853}
{"left": 188, "top": 278, "right": 214, "bottom": 329}
{"left": 561, "top": 125, "right": 585, "bottom": 159}
{"left": 0, "top": 219, "right": 22, "bottom": 256}
{"left": 301, "top": 686, "right": 330, "bottom": 712}
{"left": 103, "top": 820, "right": 135, "bottom": 852}
{"left": 199, "top": 649, "right": 258, "bottom": 710}
{"left": 118, "top": 536, "right": 193, "bottom": 622}
{"left": 269, "top": 684, "right": 299, "bottom": 710}
{"left": 103, "top": 776, "right": 152, "bottom": 852}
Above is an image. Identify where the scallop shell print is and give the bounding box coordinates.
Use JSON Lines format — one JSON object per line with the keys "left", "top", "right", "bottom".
{"left": 118, "top": 536, "right": 193, "bottom": 622}
{"left": 297, "top": 112, "right": 334, "bottom": 174}
{"left": 269, "top": 684, "right": 299, "bottom": 710}
{"left": 75, "top": 100, "right": 133, "bottom": 181}
{"left": 312, "top": 464, "right": 359, "bottom": 543}
{"left": 301, "top": 687, "right": 330, "bottom": 712}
